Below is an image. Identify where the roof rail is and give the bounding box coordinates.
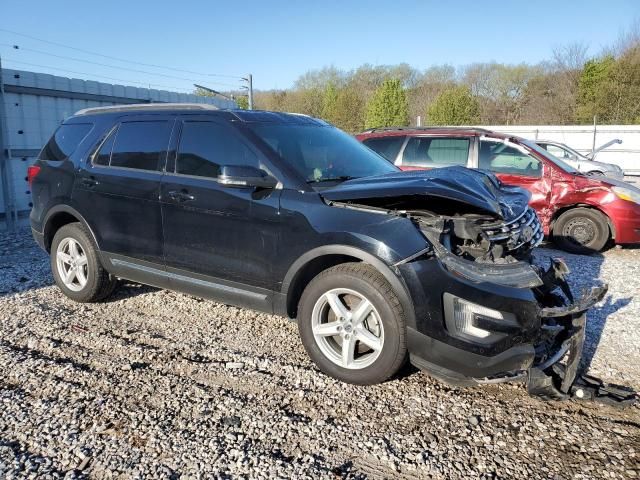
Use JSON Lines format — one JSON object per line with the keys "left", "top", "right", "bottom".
{"left": 360, "top": 126, "right": 494, "bottom": 134}
{"left": 74, "top": 103, "right": 220, "bottom": 116}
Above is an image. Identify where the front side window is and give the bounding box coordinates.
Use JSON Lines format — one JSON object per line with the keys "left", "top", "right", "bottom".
{"left": 362, "top": 136, "right": 406, "bottom": 162}
{"left": 402, "top": 137, "right": 470, "bottom": 167}
{"left": 39, "top": 123, "right": 93, "bottom": 161}
{"left": 175, "top": 122, "right": 259, "bottom": 178}
{"left": 479, "top": 140, "right": 542, "bottom": 177}
{"left": 107, "top": 121, "right": 170, "bottom": 171}
{"left": 545, "top": 144, "right": 573, "bottom": 160}
{"left": 252, "top": 124, "right": 397, "bottom": 184}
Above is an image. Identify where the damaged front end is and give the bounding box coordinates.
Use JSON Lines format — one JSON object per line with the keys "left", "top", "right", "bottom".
{"left": 323, "top": 168, "right": 636, "bottom": 406}
{"left": 416, "top": 217, "right": 635, "bottom": 406}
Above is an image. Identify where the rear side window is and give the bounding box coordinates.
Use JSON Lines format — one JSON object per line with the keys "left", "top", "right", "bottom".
{"left": 402, "top": 137, "right": 469, "bottom": 167}
{"left": 362, "top": 136, "right": 405, "bottom": 162}
{"left": 39, "top": 123, "right": 93, "bottom": 161}
{"left": 108, "top": 121, "right": 171, "bottom": 171}
{"left": 175, "top": 121, "right": 258, "bottom": 179}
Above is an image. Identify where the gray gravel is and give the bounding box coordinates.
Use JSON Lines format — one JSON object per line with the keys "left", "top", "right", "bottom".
{"left": 0, "top": 226, "right": 639, "bottom": 479}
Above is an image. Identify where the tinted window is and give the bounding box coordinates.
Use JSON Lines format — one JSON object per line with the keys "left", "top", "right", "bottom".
{"left": 362, "top": 136, "right": 405, "bottom": 162}
{"left": 109, "top": 121, "right": 170, "bottom": 171}
{"left": 39, "top": 123, "right": 93, "bottom": 161}
{"left": 93, "top": 128, "right": 116, "bottom": 166}
{"left": 252, "top": 124, "right": 397, "bottom": 183}
{"left": 402, "top": 137, "right": 469, "bottom": 167}
{"left": 176, "top": 122, "right": 259, "bottom": 178}
{"left": 479, "top": 140, "right": 541, "bottom": 177}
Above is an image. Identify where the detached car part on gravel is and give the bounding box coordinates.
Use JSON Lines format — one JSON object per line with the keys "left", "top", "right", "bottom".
{"left": 29, "top": 106, "right": 635, "bottom": 406}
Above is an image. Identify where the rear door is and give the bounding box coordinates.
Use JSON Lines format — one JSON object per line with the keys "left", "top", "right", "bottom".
{"left": 159, "top": 117, "right": 281, "bottom": 311}
{"left": 398, "top": 136, "right": 472, "bottom": 171}
{"left": 477, "top": 137, "right": 551, "bottom": 212}
{"left": 74, "top": 115, "right": 173, "bottom": 268}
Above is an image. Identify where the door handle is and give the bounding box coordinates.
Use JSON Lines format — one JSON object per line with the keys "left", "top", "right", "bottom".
{"left": 168, "top": 190, "right": 195, "bottom": 202}
{"left": 80, "top": 177, "right": 99, "bottom": 187}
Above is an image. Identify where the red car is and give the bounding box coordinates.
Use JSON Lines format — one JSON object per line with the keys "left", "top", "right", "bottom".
{"left": 356, "top": 127, "right": 640, "bottom": 253}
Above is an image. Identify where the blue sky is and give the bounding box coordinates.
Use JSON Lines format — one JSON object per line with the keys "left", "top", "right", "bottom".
{"left": 1, "top": 0, "right": 639, "bottom": 92}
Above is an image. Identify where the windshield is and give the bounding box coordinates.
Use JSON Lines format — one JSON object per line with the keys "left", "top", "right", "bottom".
{"left": 251, "top": 124, "right": 398, "bottom": 183}
{"left": 522, "top": 140, "right": 581, "bottom": 174}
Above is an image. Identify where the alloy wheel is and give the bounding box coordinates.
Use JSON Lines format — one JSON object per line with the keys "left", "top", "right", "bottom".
{"left": 311, "top": 288, "right": 384, "bottom": 369}
{"left": 56, "top": 237, "right": 89, "bottom": 292}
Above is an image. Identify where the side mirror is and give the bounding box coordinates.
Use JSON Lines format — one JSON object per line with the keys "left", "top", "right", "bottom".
{"left": 218, "top": 165, "right": 278, "bottom": 189}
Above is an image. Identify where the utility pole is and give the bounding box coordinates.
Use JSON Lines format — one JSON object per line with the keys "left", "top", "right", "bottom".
{"left": 241, "top": 74, "right": 254, "bottom": 110}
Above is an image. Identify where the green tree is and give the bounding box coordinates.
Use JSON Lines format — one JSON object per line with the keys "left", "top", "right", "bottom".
{"left": 333, "top": 87, "right": 365, "bottom": 133}
{"left": 364, "top": 79, "right": 409, "bottom": 129}
{"left": 576, "top": 56, "right": 615, "bottom": 123}
{"left": 320, "top": 83, "right": 339, "bottom": 123}
{"left": 235, "top": 96, "right": 249, "bottom": 110}
{"left": 427, "top": 86, "right": 480, "bottom": 125}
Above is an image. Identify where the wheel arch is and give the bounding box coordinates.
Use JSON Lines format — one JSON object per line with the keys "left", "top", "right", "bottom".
{"left": 280, "top": 245, "right": 416, "bottom": 327}
{"left": 43, "top": 205, "right": 100, "bottom": 252}
{"left": 550, "top": 203, "right": 615, "bottom": 240}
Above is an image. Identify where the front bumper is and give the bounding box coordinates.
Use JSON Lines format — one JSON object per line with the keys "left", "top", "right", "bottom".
{"left": 398, "top": 253, "right": 606, "bottom": 387}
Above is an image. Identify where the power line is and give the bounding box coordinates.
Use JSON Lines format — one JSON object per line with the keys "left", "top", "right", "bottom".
{"left": 0, "top": 28, "right": 245, "bottom": 80}
{"left": 1, "top": 58, "right": 196, "bottom": 93}
{"left": 0, "top": 44, "right": 240, "bottom": 89}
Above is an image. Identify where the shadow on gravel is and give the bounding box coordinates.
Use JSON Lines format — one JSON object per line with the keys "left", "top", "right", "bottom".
{"left": 100, "top": 282, "right": 159, "bottom": 303}
{"left": 536, "top": 241, "right": 632, "bottom": 376}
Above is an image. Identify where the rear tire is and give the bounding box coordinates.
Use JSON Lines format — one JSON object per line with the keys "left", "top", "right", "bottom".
{"left": 51, "top": 223, "right": 118, "bottom": 302}
{"left": 297, "top": 263, "right": 407, "bottom": 385}
{"left": 553, "top": 208, "right": 609, "bottom": 254}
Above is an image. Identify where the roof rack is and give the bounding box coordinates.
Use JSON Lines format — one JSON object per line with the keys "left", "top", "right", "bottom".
{"left": 74, "top": 103, "right": 220, "bottom": 116}
{"left": 360, "top": 126, "right": 494, "bottom": 134}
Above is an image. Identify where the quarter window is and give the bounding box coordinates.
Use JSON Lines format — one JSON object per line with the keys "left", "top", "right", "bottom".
{"left": 108, "top": 121, "right": 170, "bottom": 171}
{"left": 402, "top": 137, "right": 469, "bottom": 167}
{"left": 479, "top": 140, "right": 542, "bottom": 177}
{"left": 176, "top": 122, "right": 258, "bottom": 178}
{"left": 39, "top": 123, "right": 93, "bottom": 161}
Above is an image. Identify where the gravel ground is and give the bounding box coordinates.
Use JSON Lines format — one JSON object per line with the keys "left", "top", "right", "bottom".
{"left": 0, "top": 226, "right": 639, "bottom": 479}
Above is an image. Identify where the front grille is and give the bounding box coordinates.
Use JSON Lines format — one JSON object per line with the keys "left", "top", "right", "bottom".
{"left": 483, "top": 207, "right": 543, "bottom": 252}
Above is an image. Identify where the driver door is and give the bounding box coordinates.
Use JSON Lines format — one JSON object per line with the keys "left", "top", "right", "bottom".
{"left": 160, "top": 117, "right": 281, "bottom": 310}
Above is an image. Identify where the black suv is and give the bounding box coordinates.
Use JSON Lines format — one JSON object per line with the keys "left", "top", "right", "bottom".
{"left": 30, "top": 104, "right": 604, "bottom": 396}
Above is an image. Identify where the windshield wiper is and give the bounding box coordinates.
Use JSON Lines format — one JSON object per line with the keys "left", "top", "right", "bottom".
{"left": 307, "top": 176, "right": 355, "bottom": 184}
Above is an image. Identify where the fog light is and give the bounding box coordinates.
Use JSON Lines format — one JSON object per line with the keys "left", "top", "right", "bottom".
{"left": 443, "top": 293, "right": 511, "bottom": 344}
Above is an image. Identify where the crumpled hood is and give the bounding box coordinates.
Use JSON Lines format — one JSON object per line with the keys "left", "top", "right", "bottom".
{"left": 321, "top": 166, "right": 531, "bottom": 221}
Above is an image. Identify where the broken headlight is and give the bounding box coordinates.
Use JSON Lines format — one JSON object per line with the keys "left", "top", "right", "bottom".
{"left": 443, "top": 293, "right": 518, "bottom": 344}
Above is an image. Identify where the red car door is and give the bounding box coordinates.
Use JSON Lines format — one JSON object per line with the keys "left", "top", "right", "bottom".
{"left": 477, "top": 138, "right": 554, "bottom": 232}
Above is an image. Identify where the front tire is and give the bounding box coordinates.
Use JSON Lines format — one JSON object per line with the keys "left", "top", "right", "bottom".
{"left": 297, "top": 263, "right": 407, "bottom": 385}
{"left": 50, "top": 223, "right": 118, "bottom": 302}
{"left": 553, "top": 208, "right": 609, "bottom": 254}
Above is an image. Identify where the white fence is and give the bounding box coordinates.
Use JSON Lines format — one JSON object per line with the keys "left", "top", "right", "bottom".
{"left": 479, "top": 125, "right": 640, "bottom": 175}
